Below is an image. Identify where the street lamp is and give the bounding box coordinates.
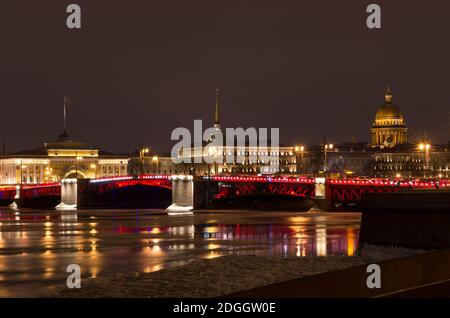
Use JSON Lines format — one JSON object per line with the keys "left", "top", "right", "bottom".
{"left": 324, "top": 143, "right": 333, "bottom": 175}
{"left": 418, "top": 143, "right": 431, "bottom": 178}
{"left": 295, "top": 145, "right": 305, "bottom": 174}
{"left": 139, "top": 147, "right": 149, "bottom": 176}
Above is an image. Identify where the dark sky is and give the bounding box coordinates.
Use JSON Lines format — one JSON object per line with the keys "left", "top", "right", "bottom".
{"left": 1, "top": 1, "right": 449, "bottom": 153}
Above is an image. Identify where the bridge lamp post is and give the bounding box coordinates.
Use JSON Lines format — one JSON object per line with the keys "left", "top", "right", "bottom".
{"left": 139, "top": 148, "right": 149, "bottom": 176}
{"left": 323, "top": 144, "right": 333, "bottom": 176}
{"left": 295, "top": 145, "right": 305, "bottom": 174}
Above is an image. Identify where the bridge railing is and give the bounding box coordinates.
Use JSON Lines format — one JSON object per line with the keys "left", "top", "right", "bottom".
{"left": 204, "top": 175, "right": 316, "bottom": 184}
{"left": 89, "top": 174, "right": 172, "bottom": 183}
{"left": 328, "top": 178, "right": 450, "bottom": 189}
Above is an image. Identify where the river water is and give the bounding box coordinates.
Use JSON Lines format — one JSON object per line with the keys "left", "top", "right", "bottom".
{"left": 0, "top": 208, "right": 360, "bottom": 297}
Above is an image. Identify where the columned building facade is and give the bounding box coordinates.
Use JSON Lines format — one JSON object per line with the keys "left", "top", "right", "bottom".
{"left": 0, "top": 129, "right": 130, "bottom": 185}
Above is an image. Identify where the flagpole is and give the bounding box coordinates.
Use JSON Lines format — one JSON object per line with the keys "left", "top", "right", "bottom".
{"left": 64, "top": 96, "right": 67, "bottom": 132}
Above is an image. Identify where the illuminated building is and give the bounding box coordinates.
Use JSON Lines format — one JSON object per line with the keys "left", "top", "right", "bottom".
{"left": 301, "top": 87, "right": 450, "bottom": 179}
{"left": 171, "top": 87, "right": 297, "bottom": 176}
{"left": 371, "top": 87, "right": 407, "bottom": 148}
{"left": 369, "top": 88, "right": 450, "bottom": 178}
{"left": 0, "top": 129, "right": 130, "bottom": 184}
{"left": 372, "top": 144, "right": 450, "bottom": 179}
{"left": 299, "top": 141, "right": 373, "bottom": 177}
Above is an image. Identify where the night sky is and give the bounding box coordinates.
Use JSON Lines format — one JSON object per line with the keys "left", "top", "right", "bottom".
{"left": 1, "top": 1, "right": 449, "bottom": 154}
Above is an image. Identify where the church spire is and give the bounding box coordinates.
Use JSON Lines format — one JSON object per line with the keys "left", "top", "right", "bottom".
{"left": 214, "top": 85, "right": 221, "bottom": 128}
{"left": 385, "top": 86, "right": 393, "bottom": 103}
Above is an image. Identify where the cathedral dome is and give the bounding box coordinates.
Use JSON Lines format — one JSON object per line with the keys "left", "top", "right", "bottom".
{"left": 373, "top": 87, "right": 405, "bottom": 126}
{"left": 371, "top": 87, "right": 408, "bottom": 148}
{"left": 375, "top": 103, "right": 404, "bottom": 121}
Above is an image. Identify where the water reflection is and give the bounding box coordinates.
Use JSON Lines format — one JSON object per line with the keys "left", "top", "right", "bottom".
{"left": 0, "top": 208, "right": 360, "bottom": 296}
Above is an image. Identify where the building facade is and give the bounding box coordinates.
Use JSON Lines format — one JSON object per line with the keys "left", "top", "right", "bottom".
{"left": 167, "top": 87, "right": 298, "bottom": 176}
{"left": 0, "top": 129, "right": 130, "bottom": 185}
{"left": 296, "top": 88, "right": 450, "bottom": 179}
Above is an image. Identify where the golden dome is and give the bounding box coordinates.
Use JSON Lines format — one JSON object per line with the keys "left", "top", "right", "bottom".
{"left": 371, "top": 87, "right": 408, "bottom": 148}
{"left": 374, "top": 87, "right": 404, "bottom": 122}
{"left": 375, "top": 104, "right": 404, "bottom": 120}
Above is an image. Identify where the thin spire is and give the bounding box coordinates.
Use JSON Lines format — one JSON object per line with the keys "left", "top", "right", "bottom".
{"left": 214, "top": 85, "right": 221, "bottom": 128}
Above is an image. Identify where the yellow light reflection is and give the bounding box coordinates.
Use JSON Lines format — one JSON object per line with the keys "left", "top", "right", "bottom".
{"left": 151, "top": 228, "right": 160, "bottom": 234}
{"left": 204, "top": 226, "right": 219, "bottom": 233}
{"left": 152, "top": 265, "right": 162, "bottom": 271}
{"left": 44, "top": 267, "right": 55, "bottom": 279}
{"left": 44, "top": 230, "right": 52, "bottom": 240}
{"left": 204, "top": 251, "right": 222, "bottom": 259}
{"left": 288, "top": 216, "right": 309, "bottom": 223}
{"left": 316, "top": 227, "right": 327, "bottom": 256}
{"left": 347, "top": 229, "right": 356, "bottom": 256}
{"left": 207, "top": 243, "right": 220, "bottom": 250}
{"left": 90, "top": 267, "right": 99, "bottom": 278}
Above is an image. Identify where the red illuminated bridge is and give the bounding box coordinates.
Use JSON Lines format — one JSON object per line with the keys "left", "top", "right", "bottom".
{"left": 1, "top": 174, "right": 449, "bottom": 209}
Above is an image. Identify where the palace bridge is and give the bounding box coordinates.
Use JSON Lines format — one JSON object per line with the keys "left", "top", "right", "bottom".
{"left": 1, "top": 174, "right": 449, "bottom": 211}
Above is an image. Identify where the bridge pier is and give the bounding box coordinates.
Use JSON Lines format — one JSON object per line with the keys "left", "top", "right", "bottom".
{"left": 55, "top": 178, "right": 78, "bottom": 210}
{"left": 6, "top": 185, "right": 20, "bottom": 209}
{"left": 312, "top": 178, "right": 333, "bottom": 212}
{"left": 166, "top": 175, "right": 194, "bottom": 212}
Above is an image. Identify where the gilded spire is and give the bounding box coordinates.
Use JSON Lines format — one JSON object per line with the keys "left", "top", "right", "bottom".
{"left": 214, "top": 85, "right": 221, "bottom": 128}
{"left": 385, "top": 86, "right": 393, "bottom": 103}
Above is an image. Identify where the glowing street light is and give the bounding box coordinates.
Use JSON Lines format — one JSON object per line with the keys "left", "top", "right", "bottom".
{"left": 323, "top": 137, "right": 334, "bottom": 175}
{"left": 418, "top": 143, "right": 431, "bottom": 178}
{"left": 139, "top": 147, "right": 150, "bottom": 176}
{"left": 295, "top": 145, "right": 305, "bottom": 173}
